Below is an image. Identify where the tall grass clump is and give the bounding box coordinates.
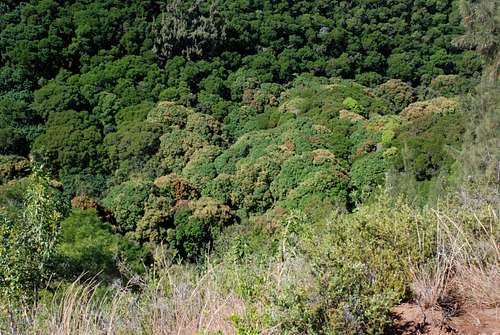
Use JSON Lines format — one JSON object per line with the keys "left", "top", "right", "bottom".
{"left": 411, "top": 201, "right": 499, "bottom": 313}
{"left": 1, "top": 257, "right": 245, "bottom": 335}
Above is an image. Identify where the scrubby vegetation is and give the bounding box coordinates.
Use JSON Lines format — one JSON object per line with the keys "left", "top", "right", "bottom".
{"left": 0, "top": 0, "right": 498, "bottom": 333}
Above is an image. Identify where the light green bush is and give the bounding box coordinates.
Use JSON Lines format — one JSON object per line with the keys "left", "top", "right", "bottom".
{"left": 0, "top": 172, "right": 69, "bottom": 301}
{"left": 56, "top": 208, "right": 147, "bottom": 281}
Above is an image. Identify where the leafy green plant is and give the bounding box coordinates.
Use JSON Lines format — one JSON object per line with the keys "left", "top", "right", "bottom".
{"left": 170, "top": 197, "right": 232, "bottom": 261}
{"left": 55, "top": 208, "right": 146, "bottom": 281}
{"left": 376, "top": 79, "right": 416, "bottom": 114}
{"left": 32, "top": 110, "right": 105, "bottom": 176}
{"left": 102, "top": 178, "right": 152, "bottom": 234}
{"left": 342, "top": 97, "right": 365, "bottom": 116}
{"left": 350, "top": 152, "right": 388, "bottom": 203}
{"left": 290, "top": 196, "right": 435, "bottom": 334}
{"left": 0, "top": 171, "right": 69, "bottom": 301}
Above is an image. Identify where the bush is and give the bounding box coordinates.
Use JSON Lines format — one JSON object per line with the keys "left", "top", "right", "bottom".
{"left": 135, "top": 194, "right": 174, "bottom": 243}
{"left": 209, "top": 196, "right": 435, "bottom": 334}
{"left": 393, "top": 109, "right": 465, "bottom": 182}
{"left": 56, "top": 208, "right": 146, "bottom": 281}
{"left": 278, "top": 78, "right": 379, "bottom": 124}
{"left": 102, "top": 178, "right": 152, "bottom": 234}
{"left": 33, "top": 79, "right": 83, "bottom": 120}
{"left": 350, "top": 152, "right": 388, "bottom": 203}
{"left": 427, "top": 74, "right": 472, "bottom": 98}
{"left": 0, "top": 127, "right": 28, "bottom": 156}
{"left": 342, "top": 97, "right": 365, "bottom": 117}
{"left": 60, "top": 172, "right": 108, "bottom": 198}
{"left": 376, "top": 79, "right": 416, "bottom": 114}
{"left": 170, "top": 197, "right": 232, "bottom": 261}
{"left": 154, "top": 173, "right": 199, "bottom": 201}
{"left": 399, "top": 96, "right": 459, "bottom": 122}
{"left": 182, "top": 145, "right": 222, "bottom": 190}
{"left": 32, "top": 111, "right": 105, "bottom": 175}
{"left": 265, "top": 197, "right": 434, "bottom": 334}
{"left": 0, "top": 172, "right": 69, "bottom": 301}
{"left": 146, "top": 101, "right": 191, "bottom": 127}
{"left": 283, "top": 169, "right": 349, "bottom": 212}
{"left": 105, "top": 120, "right": 162, "bottom": 173}
{"left": 158, "top": 129, "right": 208, "bottom": 173}
{"left": 0, "top": 155, "right": 30, "bottom": 184}
{"left": 202, "top": 173, "right": 235, "bottom": 204}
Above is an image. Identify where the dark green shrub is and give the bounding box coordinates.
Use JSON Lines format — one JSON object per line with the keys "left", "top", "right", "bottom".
{"left": 31, "top": 111, "right": 105, "bottom": 175}
{"left": 0, "top": 155, "right": 30, "bottom": 184}
{"left": 270, "top": 154, "right": 316, "bottom": 200}
{"left": 394, "top": 108, "right": 465, "bottom": 182}
{"left": 33, "top": 79, "right": 83, "bottom": 120}
{"left": 387, "top": 52, "right": 419, "bottom": 83}
{"left": 202, "top": 173, "right": 234, "bottom": 205}
{"left": 170, "top": 197, "right": 232, "bottom": 261}
{"left": 113, "top": 102, "right": 154, "bottom": 124}
{"left": 0, "top": 127, "right": 28, "bottom": 156}
{"left": 102, "top": 178, "right": 152, "bottom": 234}
{"left": 104, "top": 120, "right": 162, "bottom": 173}
{"left": 60, "top": 173, "right": 107, "bottom": 198}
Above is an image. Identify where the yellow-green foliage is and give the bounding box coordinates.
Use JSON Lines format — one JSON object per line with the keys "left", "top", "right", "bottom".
{"left": 149, "top": 101, "right": 226, "bottom": 175}
{"left": 146, "top": 101, "right": 191, "bottom": 126}
{"left": 158, "top": 129, "right": 209, "bottom": 173}
{"left": 304, "top": 196, "right": 434, "bottom": 298}
{"left": 182, "top": 146, "right": 222, "bottom": 189}
{"left": 135, "top": 194, "right": 174, "bottom": 242}
{"left": 0, "top": 172, "right": 69, "bottom": 301}
{"left": 56, "top": 208, "right": 147, "bottom": 281}
{"left": 342, "top": 96, "right": 364, "bottom": 116}
{"left": 400, "top": 96, "right": 459, "bottom": 122}
{"left": 277, "top": 77, "right": 385, "bottom": 124}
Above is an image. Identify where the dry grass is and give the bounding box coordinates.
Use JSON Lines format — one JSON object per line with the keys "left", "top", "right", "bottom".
{"left": 411, "top": 203, "right": 499, "bottom": 314}
{"left": 8, "top": 259, "right": 245, "bottom": 335}
{"left": 0, "top": 211, "right": 315, "bottom": 335}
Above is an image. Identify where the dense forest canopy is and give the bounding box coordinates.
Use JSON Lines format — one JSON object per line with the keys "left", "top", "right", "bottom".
{"left": 1, "top": 0, "right": 498, "bottom": 332}
{"left": 0, "top": 0, "right": 483, "bottom": 264}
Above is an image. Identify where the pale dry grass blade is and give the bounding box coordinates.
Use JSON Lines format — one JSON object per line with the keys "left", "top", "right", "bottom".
{"left": 2, "top": 256, "right": 246, "bottom": 335}
{"left": 411, "top": 203, "right": 499, "bottom": 312}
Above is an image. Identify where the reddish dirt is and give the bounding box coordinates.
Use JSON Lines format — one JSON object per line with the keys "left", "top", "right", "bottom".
{"left": 391, "top": 303, "right": 500, "bottom": 335}
{"left": 71, "top": 195, "right": 115, "bottom": 224}
{"left": 71, "top": 195, "right": 99, "bottom": 209}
